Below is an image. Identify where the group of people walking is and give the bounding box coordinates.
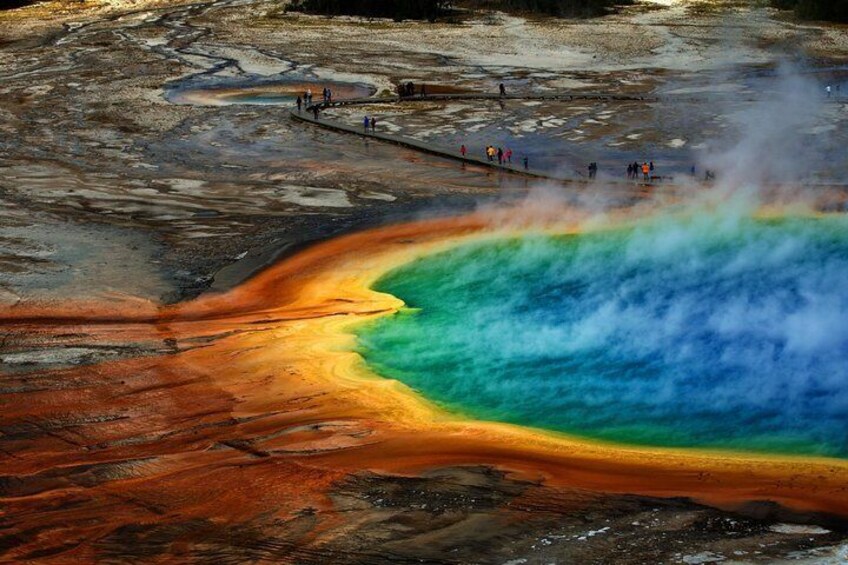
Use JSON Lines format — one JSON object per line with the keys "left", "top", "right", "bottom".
{"left": 627, "top": 161, "right": 654, "bottom": 181}
{"left": 458, "top": 144, "right": 528, "bottom": 170}
{"left": 363, "top": 115, "right": 378, "bottom": 133}
{"left": 484, "top": 145, "right": 513, "bottom": 165}
{"left": 398, "top": 82, "right": 425, "bottom": 97}
{"left": 296, "top": 87, "right": 334, "bottom": 113}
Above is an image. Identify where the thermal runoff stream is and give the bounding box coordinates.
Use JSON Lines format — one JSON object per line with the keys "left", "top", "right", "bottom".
{"left": 357, "top": 213, "right": 848, "bottom": 458}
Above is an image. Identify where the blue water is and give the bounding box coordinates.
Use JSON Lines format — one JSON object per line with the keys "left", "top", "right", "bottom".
{"left": 357, "top": 215, "right": 848, "bottom": 457}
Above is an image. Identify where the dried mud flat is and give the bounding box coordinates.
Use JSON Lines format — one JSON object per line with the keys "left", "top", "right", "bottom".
{"left": 2, "top": 0, "right": 848, "bottom": 563}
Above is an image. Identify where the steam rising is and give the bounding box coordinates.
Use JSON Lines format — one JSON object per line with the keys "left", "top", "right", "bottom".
{"left": 357, "top": 65, "right": 848, "bottom": 456}
{"left": 698, "top": 63, "right": 837, "bottom": 191}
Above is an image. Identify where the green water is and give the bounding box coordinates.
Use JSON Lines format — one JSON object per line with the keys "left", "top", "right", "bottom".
{"left": 356, "top": 215, "right": 848, "bottom": 457}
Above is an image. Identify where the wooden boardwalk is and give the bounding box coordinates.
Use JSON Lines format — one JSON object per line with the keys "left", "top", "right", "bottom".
{"left": 289, "top": 91, "right": 847, "bottom": 192}
{"left": 289, "top": 92, "right": 665, "bottom": 185}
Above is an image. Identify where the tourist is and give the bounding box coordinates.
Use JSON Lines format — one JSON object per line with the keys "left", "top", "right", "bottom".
{"left": 296, "top": 96, "right": 302, "bottom": 112}
{"left": 312, "top": 106, "right": 319, "bottom": 120}
{"left": 363, "top": 115, "right": 370, "bottom": 132}
{"left": 499, "top": 83, "right": 506, "bottom": 97}
{"left": 650, "top": 161, "right": 655, "bottom": 174}
{"left": 460, "top": 144, "right": 467, "bottom": 157}
{"left": 642, "top": 162, "right": 650, "bottom": 181}
{"left": 523, "top": 156, "right": 529, "bottom": 170}
{"left": 306, "top": 88, "right": 312, "bottom": 105}
{"left": 327, "top": 88, "right": 333, "bottom": 103}
{"left": 505, "top": 148, "right": 512, "bottom": 163}
{"left": 633, "top": 161, "right": 640, "bottom": 180}
{"left": 486, "top": 146, "right": 494, "bottom": 161}
{"left": 691, "top": 165, "right": 696, "bottom": 177}
{"left": 627, "top": 163, "right": 633, "bottom": 179}
{"left": 371, "top": 117, "right": 377, "bottom": 132}
{"left": 497, "top": 147, "right": 503, "bottom": 165}
{"left": 827, "top": 85, "right": 832, "bottom": 98}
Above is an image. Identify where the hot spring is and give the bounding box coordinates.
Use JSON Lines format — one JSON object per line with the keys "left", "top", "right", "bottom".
{"left": 356, "top": 214, "right": 848, "bottom": 458}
